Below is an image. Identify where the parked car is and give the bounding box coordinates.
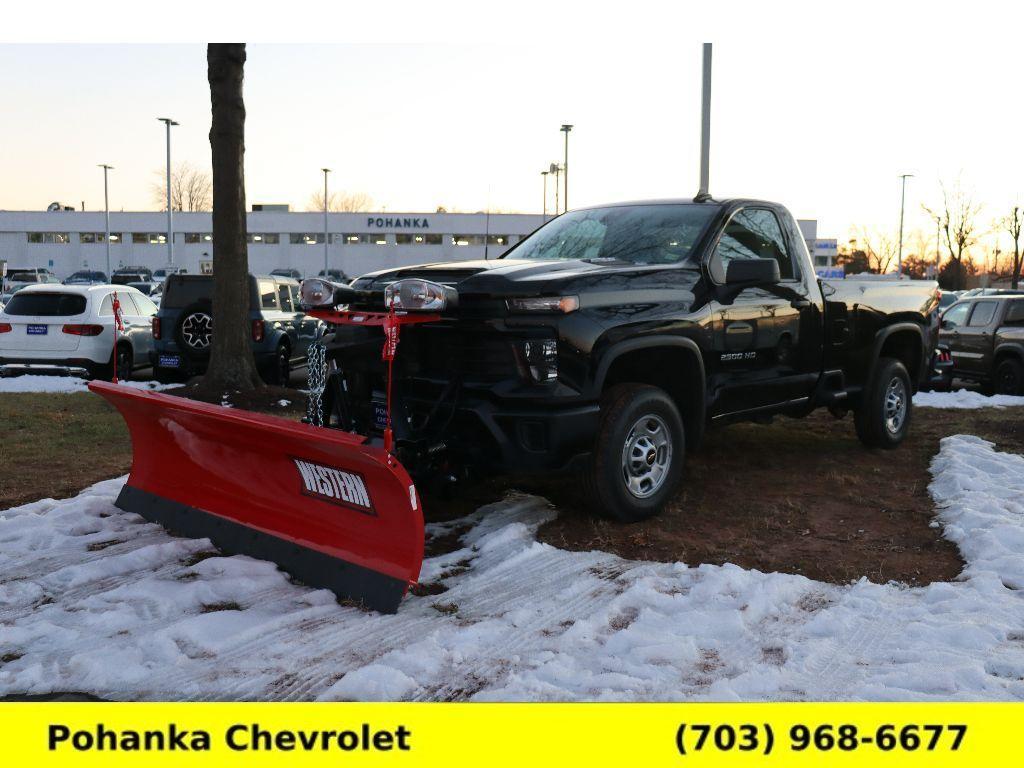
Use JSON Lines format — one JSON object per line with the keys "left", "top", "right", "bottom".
{"left": 939, "top": 295, "right": 1024, "bottom": 394}
{"left": 64, "top": 270, "right": 109, "bottom": 285}
{"left": 152, "top": 266, "right": 188, "bottom": 282}
{"left": 320, "top": 197, "right": 942, "bottom": 522}
{"left": 151, "top": 274, "right": 322, "bottom": 384}
{"left": 0, "top": 283, "right": 158, "bottom": 379}
{"left": 271, "top": 268, "right": 303, "bottom": 280}
{"left": 127, "top": 281, "right": 163, "bottom": 298}
{"left": 3, "top": 269, "right": 59, "bottom": 292}
{"left": 317, "top": 268, "right": 349, "bottom": 283}
{"left": 112, "top": 266, "right": 154, "bottom": 283}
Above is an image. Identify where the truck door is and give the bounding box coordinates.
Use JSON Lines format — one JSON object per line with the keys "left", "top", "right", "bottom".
{"left": 707, "top": 207, "right": 821, "bottom": 415}
{"left": 956, "top": 300, "right": 998, "bottom": 376}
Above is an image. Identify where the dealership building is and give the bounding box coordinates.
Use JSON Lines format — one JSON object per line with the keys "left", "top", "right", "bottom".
{"left": 0, "top": 208, "right": 832, "bottom": 280}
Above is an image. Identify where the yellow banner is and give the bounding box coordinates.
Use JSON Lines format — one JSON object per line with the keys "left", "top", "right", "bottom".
{"left": 1, "top": 702, "right": 1019, "bottom": 766}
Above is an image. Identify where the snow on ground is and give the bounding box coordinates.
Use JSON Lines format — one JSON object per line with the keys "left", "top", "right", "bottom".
{"left": 914, "top": 389, "right": 1024, "bottom": 409}
{"left": 0, "top": 375, "right": 176, "bottom": 394}
{"left": 1, "top": 437, "right": 1023, "bottom": 701}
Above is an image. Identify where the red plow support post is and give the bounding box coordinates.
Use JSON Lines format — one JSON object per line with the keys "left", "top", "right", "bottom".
{"left": 88, "top": 381, "right": 424, "bottom": 613}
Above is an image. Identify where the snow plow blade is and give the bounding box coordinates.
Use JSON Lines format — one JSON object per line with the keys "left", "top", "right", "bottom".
{"left": 88, "top": 381, "right": 424, "bottom": 613}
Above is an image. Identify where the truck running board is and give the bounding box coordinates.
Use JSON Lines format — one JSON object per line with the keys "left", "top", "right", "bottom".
{"left": 88, "top": 381, "right": 424, "bottom": 613}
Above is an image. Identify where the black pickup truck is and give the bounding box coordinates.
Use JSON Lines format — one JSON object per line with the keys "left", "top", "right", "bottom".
{"left": 311, "top": 198, "right": 941, "bottom": 521}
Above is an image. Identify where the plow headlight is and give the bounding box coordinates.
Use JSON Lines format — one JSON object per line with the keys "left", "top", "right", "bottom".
{"left": 385, "top": 279, "right": 454, "bottom": 312}
{"left": 300, "top": 278, "right": 356, "bottom": 309}
{"left": 507, "top": 296, "right": 579, "bottom": 314}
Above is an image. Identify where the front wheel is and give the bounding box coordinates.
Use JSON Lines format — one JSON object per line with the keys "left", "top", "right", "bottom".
{"left": 854, "top": 357, "right": 912, "bottom": 448}
{"left": 580, "top": 384, "right": 685, "bottom": 522}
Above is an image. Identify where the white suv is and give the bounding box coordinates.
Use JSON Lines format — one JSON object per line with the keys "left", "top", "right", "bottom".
{"left": 0, "top": 284, "right": 158, "bottom": 379}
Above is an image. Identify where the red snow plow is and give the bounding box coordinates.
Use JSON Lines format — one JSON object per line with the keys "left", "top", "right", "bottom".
{"left": 88, "top": 278, "right": 450, "bottom": 613}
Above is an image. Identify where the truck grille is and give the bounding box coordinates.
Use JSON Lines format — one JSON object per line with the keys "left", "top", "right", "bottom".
{"left": 399, "top": 325, "right": 520, "bottom": 383}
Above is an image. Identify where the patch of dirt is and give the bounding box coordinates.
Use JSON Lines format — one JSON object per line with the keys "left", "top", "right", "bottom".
{"left": 165, "top": 383, "right": 307, "bottom": 418}
{"left": 535, "top": 407, "right": 1024, "bottom": 587}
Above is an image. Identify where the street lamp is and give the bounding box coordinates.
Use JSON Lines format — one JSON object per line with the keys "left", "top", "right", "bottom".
{"left": 934, "top": 214, "right": 942, "bottom": 275}
{"left": 157, "top": 118, "right": 179, "bottom": 266}
{"left": 897, "top": 173, "right": 914, "bottom": 275}
{"left": 560, "top": 124, "right": 573, "bottom": 213}
{"left": 321, "top": 168, "right": 331, "bottom": 274}
{"left": 98, "top": 164, "right": 114, "bottom": 278}
{"left": 541, "top": 170, "right": 549, "bottom": 219}
{"left": 550, "top": 162, "right": 561, "bottom": 216}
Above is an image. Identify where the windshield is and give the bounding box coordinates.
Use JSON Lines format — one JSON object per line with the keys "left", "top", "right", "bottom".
{"left": 4, "top": 292, "right": 87, "bottom": 316}
{"left": 507, "top": 204, "right": 716, "bottom": 265}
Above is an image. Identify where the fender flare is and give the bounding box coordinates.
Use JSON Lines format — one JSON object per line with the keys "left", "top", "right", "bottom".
{"left": 590, "top": 335, "right": 707, "bottom": 446}
{"left": 993, "top": 341, "right": 1024, "bottom": 364}
{"left": 869, "top": 322, "right": 925, "bottom": 382}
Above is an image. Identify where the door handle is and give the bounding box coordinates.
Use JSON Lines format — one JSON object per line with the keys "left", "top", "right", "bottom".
{"left": 791, "top": 299, "right": 811, "bottom": 309}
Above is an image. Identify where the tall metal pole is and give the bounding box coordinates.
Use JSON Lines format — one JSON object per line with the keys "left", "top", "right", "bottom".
{"left": 697, "top": 43, "right": 713, "bottom": 199}
{"left": 897, "top": 173, "right": 914, "bottom": 275}
{"left": 99, "top": 164, "right": 113, "bottom": 278}
{"left": 541, "top": 170, "right": 549, "bottom": 219}
{"left": 935, "top": 215, "right": 942, "bottom": 274}
{"left": 157, "top": 118, "right": 178, "bottom": 266}
{"left": 551, "top": 163, "right": 560, "bottom": 216}
{"left": 560, "top": 124, "right": 573, "bottom": 213}
{"left": 322, "top": 168, "right": 331, "bottom": 274}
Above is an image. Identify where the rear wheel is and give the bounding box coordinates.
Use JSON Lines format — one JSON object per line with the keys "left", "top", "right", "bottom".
{"left": 262, "top": 343, "right": 291, "bottom": 386}
{"left": 854, "top": 357, "right": 912, "bottom": 448}
{"left": 994, "top": 357, "right": 1024, "bottom": 395}
{"left": 96, "top": 343, "right": 133, "bottom": 382}
{"left": 580, "top": 384, "right": 685, "bottom": 522}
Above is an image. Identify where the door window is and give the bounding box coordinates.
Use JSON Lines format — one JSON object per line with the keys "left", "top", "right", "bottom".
{"left": 258, "top": 280, "right": 278, "bottom": 310}
{"left": 967, "top": 301, "right": 997, "bottom": 327}
{"left": 715, "top": 208, "right": 797, "bottom": 280}
{"left": 1003, "top": 301, "right": 1024, "bottom": 326}
{"left": 942, "top": 302, "right": 970, "bottom": 328}
{"left": 133, "top": 294, "right": 158, "bottom": 316}
{"left": 290, "top": 285, "right": 302, "bottom": 311}
{"left": 278, "top": 284, "right": 294, "bottom": 312}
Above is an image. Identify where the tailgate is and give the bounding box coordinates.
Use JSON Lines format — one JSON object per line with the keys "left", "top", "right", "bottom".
{"left": 1, "top": 316, "right": 83, "bottom": 352}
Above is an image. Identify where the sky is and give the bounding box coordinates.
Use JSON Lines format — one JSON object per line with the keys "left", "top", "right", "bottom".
{"left": 1, "top": 2, "right": 1022, "bottom": 247}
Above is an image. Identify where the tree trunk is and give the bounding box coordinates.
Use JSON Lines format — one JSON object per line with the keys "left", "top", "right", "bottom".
{"left": 197, "top": 43, "right": 262, "bottom": 398}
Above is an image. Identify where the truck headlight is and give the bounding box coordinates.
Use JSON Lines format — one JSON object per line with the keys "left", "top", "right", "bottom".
{"left": 507, "top": 296, "right": 579, "bottom": 313}
{"left": 385, "top": 279, "right": 455, "bottom": 312}
{"left": 522, "top": 340, "right": 558, "bottom": 382}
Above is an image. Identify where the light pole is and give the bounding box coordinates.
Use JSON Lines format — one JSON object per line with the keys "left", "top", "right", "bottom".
{"left": 541, "top": 170, "right": 549, "bottom": 219}
{"left": 321, "top": 168, "right": 331, "bottom": 275}
{"left": 698, "top": 43, "right": 713, "bottom": 199}
{"left": 98, "top": 164, "right": 113, "bottom": 278}
{"left": 897, "top": 173, "right": 914, "bottom": 275}
{"left": 934, "top": 215, "right": 942, "bottom": 275}
{"left": 157, "top": 118, "right": 178, "bottom": 266}
{"left": 550, "top": 163, "right": 560, "bottom": 216}
{"left": 560, "top": 124, "right": 573, "bottom": 212}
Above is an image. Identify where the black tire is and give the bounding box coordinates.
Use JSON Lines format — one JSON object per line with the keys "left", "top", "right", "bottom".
{"left": 994, "top": 357, "right": 1024, "bottom": 396}
{"left": 97, "top": 343, "right": 133, "bottom": 382}
{"left": 262, "top": 342, "right": 291, "bottom": 386}
{"left": 854, "top": 357, "right": 912, "bottom": 449}
{"left": 580, "top": 384, "right": 685, "bottom": 523}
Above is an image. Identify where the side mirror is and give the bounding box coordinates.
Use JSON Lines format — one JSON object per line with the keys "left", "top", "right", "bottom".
{"left": 941, "top": 319, "right": 955, "bottom": 331}
{"left": 726, "top": 258, "right": 780, "bottom": 285}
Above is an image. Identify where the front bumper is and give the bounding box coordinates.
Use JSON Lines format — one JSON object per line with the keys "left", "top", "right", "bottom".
{"left": 399, "top": 390, "right": 600, "bottom": 474}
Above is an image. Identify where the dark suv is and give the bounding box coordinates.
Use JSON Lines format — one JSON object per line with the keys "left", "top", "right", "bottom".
{"left": 151, "top": 274, "right": 323, "bottom": 384}
{"left": 939, "top": 296, "right": 1024, "bottom": 394}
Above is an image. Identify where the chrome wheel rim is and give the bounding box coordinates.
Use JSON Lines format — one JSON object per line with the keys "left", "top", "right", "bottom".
{"left": 621, "top": 414, "right": 673, "bottom": 499}
{"left": 884, "top": 376, "right": 907, "bottom": 434}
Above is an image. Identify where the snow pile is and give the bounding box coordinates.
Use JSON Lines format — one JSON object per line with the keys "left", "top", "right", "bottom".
{"left": 2, "top": 439, "right": 1024, "bottom": 701}
{"left": 0, "top": 376, "right": 176, "bottom": 394}
{"left": 914, "top": 389, "right": 1024, "bottom": 409}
